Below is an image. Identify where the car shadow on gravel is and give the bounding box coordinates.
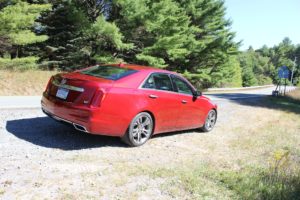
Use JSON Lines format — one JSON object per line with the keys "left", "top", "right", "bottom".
{"left": 6, "top": 117, "right": 127, "bottom": 150}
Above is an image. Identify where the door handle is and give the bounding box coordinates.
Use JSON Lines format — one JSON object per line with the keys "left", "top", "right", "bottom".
{"left": 149, "top": 94, "right": 158, "bottom": 99}
{"left": 181, "top": 100, "right": 187, "bottom": 104}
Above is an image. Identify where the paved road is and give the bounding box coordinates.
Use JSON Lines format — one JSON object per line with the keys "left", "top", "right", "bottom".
{"left": 205, "top": 86, "right": 297, "bottom": 102}
{"left": 0, "top": 86, "right": 297, "bottom": 108}
{"left": 0, "top": 96, "right": 41, "bottom": 109}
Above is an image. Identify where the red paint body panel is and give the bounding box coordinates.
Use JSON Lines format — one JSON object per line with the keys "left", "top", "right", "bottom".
{"left": 41, "top": 64, "right": 217, "bottom": 137}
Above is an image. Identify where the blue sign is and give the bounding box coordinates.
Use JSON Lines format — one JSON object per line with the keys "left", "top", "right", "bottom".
{"left": 278, "top": 66, "right": 290, "bottom": 79}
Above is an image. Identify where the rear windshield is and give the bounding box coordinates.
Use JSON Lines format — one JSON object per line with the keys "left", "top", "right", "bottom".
{"left": 79, "top": 65, "right": 138, "bottom": 80}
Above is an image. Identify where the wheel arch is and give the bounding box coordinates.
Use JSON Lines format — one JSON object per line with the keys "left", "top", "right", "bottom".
{"left": 212, "top": 108, "right": 218, "bottom": 119}
{"left": 121, "top": 110, "right": 156, "bottom": 137}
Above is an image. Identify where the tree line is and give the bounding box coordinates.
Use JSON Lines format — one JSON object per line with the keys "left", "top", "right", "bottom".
{"left": 240, "top": 38, "right": 300, "bottom": 87}
{"left": 0, "top": 0, "right": 299, "bottom": 88}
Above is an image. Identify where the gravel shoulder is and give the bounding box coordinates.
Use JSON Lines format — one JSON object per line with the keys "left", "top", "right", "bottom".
{"left": 0, "top": 100, "right": 236, "bottom": 199}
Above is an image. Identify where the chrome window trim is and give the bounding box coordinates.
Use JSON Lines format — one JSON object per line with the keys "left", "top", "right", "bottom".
{"left": 138, "top": 72, "right": 195, "bottom": 97}
{"left": 52, "top": 80, "right": 85, "bottom": 92}
{"left": 138, "top": 72, "right": 174, "bottom": 92}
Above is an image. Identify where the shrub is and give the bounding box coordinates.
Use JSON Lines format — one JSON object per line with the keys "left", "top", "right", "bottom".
{"left": 0, "top": 57, "right": 38, "bottom": 70}
{"left": 257, "top": 75, "right": 273, "bottom": 85}
{"left": 216, "top": 149, "right": 300, "bottom": 200}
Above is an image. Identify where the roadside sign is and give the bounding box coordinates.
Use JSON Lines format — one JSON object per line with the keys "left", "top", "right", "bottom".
{"left": 278, "top": 66, "right": 290, "bottom": 79}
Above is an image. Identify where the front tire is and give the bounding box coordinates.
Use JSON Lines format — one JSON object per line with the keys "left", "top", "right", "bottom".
{"left": 121, "top": 112, "right": 153, "bottom": 147}
{"left": 201, "top": 109, "right": 217, "bottom": 132}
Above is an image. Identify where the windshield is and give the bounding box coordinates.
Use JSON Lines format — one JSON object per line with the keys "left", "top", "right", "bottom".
{"left": 79, "top": 65, "right": 138, "bottom": 80}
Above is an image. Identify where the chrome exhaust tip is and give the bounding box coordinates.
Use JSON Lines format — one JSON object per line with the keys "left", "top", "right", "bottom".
{"left": 73, "top": 123, "right": 88, "bottom": 133}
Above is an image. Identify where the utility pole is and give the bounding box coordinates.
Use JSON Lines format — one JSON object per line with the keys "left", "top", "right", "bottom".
{"left": 291, "top": 56, "right": 297, "bottom": 85}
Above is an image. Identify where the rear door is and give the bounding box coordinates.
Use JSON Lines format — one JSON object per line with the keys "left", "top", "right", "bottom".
{"left": 140, "top": 73, "right": 179, "bottom": 133}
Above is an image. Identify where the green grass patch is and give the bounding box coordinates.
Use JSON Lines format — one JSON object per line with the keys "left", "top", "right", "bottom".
{"left": 132, "top": 148, "right": 300, "bottom": 200}
{"left": 0, "top": 56, "right": 38, "bottom": 70}
{"left": 266, "top": 95, "right": 300, "bottom": 115}
{"left": 216, "top": 166, "right": 300, "bottom": 200}
{"left": 137, "top": 164, "right": 300, "bottom": 200}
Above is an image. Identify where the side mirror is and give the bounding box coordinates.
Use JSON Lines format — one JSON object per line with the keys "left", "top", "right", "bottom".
{"left": 193, "top": 90, "right": 202, "bottom": 97}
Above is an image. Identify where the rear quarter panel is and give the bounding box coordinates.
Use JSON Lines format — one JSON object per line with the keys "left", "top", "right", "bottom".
{"left": 86, "top": 71, "right": 151, "bottom": 136}
{"left": 94, "top": 87, "right": 145, "bottom": 136}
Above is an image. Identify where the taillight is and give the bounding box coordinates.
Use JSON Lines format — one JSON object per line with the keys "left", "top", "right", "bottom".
{"left": 90, "top": 89, "right": 104, "bottom": 108}
{"left": 45, "top": 76, "right": 53, "bottom": 93}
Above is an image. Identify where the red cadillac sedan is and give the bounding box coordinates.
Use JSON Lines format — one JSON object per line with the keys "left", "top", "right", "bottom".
{"left": 41, "top": 64, "right": 217, "bottom": 146}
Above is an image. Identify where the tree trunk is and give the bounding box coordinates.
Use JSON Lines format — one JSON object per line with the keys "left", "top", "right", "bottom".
{"left": 16, "top": 46, "right": 19, "bottom": 58}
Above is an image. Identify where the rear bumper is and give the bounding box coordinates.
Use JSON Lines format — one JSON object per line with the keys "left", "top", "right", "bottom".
{"left": 41, "top": 94, "right": 124, "bottom": 136}
{"left": 41, "top": 94, "right": 96, "bottom": 132}
{"left": 42, "top": 108, "right": 89, "bottom": 133}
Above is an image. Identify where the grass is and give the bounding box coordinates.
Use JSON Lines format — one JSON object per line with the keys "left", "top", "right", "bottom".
{"left": 123, "top": 153, "right": 300, "bottom": 199}
{"left": 286, "top": 88, "right": 300, "bottom": 100}
{"left": 212, "top": 166, "right": 300, "bottom": 200}
{"left": 0, "top": 70, "right": 58, "bottom": 95}
{"left": 264, "top": 88, "right": 300, "bottom": 116}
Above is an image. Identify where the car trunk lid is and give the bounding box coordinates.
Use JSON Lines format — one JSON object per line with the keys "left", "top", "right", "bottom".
{"left": 47, "top": 72, "right": 113, "bottom": 106}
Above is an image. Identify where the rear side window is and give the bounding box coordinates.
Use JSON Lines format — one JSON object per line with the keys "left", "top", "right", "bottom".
{"left": 142, "top": 73, "right": 173, "bottom": 92}
{"left": 80, "top": 65, "right": 137, "bottom": 80}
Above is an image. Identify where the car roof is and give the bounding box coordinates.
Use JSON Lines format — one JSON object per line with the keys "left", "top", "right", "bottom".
{"left": 99, "top": 63, "right": 185, "bottom": 88}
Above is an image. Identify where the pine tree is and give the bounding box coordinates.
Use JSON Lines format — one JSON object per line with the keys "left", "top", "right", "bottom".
{"left": 238, "top": 49, "right": 258, "bottom": 86}
{"left": 38, "top": 0, "right": 131, "bottom": 69}
{"left": 37, "top": 0, "right": 90, "bottom": 69}
{"left": 0, "top": 1, "right": 51, "bottom": 58}
{"left": 112, "top": 0, "right": 239, "bottom": 88}
{"left": 211, "top": 55, "right": 242, "bottom": 87}
{"left": 178, "top": 0, "right": 239, "bottom": 88}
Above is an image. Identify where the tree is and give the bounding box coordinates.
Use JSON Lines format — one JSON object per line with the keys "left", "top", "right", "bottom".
{"left": 177, "top": 0, "right": 238, "bottom": 88}
{"left": 38, "top": 0, "right": 131, "bottom": 69}
{"left": 254, "top": 37, "right": 300, "bottom": 85}
{"left": 37, "top": 0, "right": 90, "bottom": 68}
{"left": 0, "top": 1, "right": 51, "bottom": 58}
{"left": 271, "top": 37, "right": 295, "bottom": 69}
{"left": 87, "top": 15, "right": 133, "bottom": 63}
{"left": 1, "top": 0, "right": 243, "bottom": 88}
{"left": 111, "top": 0, "right": 239, "bottom": 88}
{"left": 0, "top": 35, "right": 11, "bottom": 57}
{"left": 238, "top": 50, "right": 257, "bottom": 86}
{"left": 238, "top": 47, "right": 275, "bottom": 86}
{"left": 211, "top": 55, "right": 242, "bottom": 87}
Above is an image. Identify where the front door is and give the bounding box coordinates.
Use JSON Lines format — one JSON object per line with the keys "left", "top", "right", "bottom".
{"left": 171, "top": 75, "right": 204, "bottom": 130}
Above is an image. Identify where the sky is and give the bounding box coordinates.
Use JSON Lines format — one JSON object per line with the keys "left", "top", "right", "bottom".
{"left": 224, "top": 0, "right": 300, "bottom": 50}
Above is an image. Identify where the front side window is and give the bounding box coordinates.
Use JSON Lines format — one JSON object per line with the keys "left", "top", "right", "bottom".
{"left": 80, "top": 65, "right": 137, "bottom": 80}
{"left": 172, "top": 76, "right": 193, "bottom": 95}
{"left": 142, "top": 73, "right": 173, "bottom": 92}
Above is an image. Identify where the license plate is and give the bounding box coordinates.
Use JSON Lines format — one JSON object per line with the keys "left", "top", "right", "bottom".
{"left": 56, "top": 88, "right": 69, "bottom": 99}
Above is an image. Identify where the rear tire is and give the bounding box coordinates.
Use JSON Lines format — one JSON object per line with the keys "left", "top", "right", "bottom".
{"left": 121, "top": 112, "right": 153, "bottom": 147}
{"left": 201, "top": 109, "right": 217, "bottom": 132}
